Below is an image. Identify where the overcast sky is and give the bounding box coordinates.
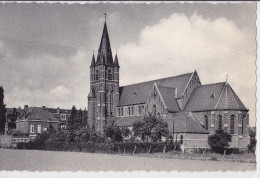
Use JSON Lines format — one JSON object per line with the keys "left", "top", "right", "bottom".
{"left": 0, "top": 2, "right": 256, "bottom": 126}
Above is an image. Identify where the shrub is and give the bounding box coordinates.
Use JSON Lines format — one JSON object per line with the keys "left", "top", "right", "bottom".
{"left": 208, "top": 130, "right": 232, "bottom": 154}
{"left": 19, "top": 141, "right": 180, "bottom": 154}
{"left": 248, "top": 127, "right": 256, "bottom": 153}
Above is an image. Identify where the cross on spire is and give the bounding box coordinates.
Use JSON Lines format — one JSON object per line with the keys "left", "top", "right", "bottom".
{"left": 104, "top": 12, "right": 107, "bottom": 21}
{"left": 226, "top": 74, "right": 228, "bottom": 83}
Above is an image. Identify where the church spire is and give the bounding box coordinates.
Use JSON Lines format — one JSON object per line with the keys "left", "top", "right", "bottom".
{"left": 90, "top": 53, "right": 95, "bottom": 67}
{"left": 114, "top": 51, "right": 119, "bottom": 67}
{"left": 96, "top": 17, "right": 113, "bottom": 66}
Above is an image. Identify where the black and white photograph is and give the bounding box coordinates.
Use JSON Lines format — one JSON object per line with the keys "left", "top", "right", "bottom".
{"left": 0, "top": 1, "right": 258, "bottom": 176}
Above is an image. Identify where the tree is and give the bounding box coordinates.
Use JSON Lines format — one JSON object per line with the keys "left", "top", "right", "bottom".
{"left": 208, "top": 130, "right": 232, "bottom": 154}
{"left": 133, "top": 115, "right": 169, "bottom": 142}
{"left": 248, "top": 127, "right": 256, "bottom": 153}
{"left": 0, "top": 86, "right": 6, "bottom": 132}
{"left": 67, "top": 105, "right": 77, "bottom": 130}
{"left": 103, "top": 122, "right": 123, "bottom": 142}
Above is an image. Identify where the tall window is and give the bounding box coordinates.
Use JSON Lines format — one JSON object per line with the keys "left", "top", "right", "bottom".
{"left": 110, "top": 91, "right": 114, "bottom": 116}
{"left": 37, "top": 124, "right": 41, "bottom": 133}
{"left": 217, "top": 115, "right": 222, "bottom": 130}
{"left": 95, "top": 70, "right": 99, "bottom": 81}
{"left": 108, "top": 69, "right": 112, "bottom": 80}
{"left": 180, "top": 135, "right": 183, "bottom": 145}
{"left": 128, "top": 107, "right": 131, "bottom": 116}
{"left": 152, "top": 105, "right": 156, "bottom": 116}
{"left": 30, "top": 124, "right": 34, "bottom": 133}
{"left": 242, "top": 115, "right": 245, "bottom": 134}
{"left": 121, "top": 108, "right": 124, "bottom": 116}
{"left": 138, "top": 106, "right": 142, "bottom": 115}
{"left": 230, "top": 115, "right": 235, "bottom": 134}
{"left": 204, "top": 115, "right": 208, "bottom": 131}
{"left": 131, "top": 106, "right": 134, "bottom": 116}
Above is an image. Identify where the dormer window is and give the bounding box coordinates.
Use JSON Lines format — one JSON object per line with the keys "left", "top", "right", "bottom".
{"left": 210, "top": 94, "right": 215, "bottom": 98}
{"left": 133, "top": 91, "right": 137, "bottom": 95}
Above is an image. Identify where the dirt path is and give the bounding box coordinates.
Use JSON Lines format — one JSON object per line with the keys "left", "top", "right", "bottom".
{"left": 0, "top": 148, "right": 255, "bottom": 171}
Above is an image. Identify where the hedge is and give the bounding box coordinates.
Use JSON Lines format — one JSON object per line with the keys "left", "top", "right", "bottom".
{"left": 17, "top": 141, "right": 180, "bottom": 154}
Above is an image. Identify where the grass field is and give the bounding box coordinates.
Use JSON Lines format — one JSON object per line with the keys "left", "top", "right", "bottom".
{"left": 142, "top": 151, "right": 256, "bottom": 163}
{"left": 0, "top": 148, "right": 255, "bottom": 171}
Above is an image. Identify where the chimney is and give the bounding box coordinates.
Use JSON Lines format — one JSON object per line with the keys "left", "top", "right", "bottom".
{"left": 12, "top": 108, "right": 16, "bottom": 114}
{"left": 57, "top": 107, "right": 60, "bottom": 114}
{"left": 24, "top": 105, "right": 28, "bottom": 110}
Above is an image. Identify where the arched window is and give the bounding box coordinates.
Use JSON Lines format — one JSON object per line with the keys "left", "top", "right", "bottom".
{"left": 95, "top": 70, "right": 99, "bottom": 81}
{"left": 110, "top": 91, "right": 114, "bottom": 116}
{"left": 131, "top": 106, "right": 134, "bottom": 116}
{"left": 204, "top": 115, "right": 208, "bottom": 131}
{"left": 138, "top": 106, "right": 142, "bottom": 115}
{"left": 242, "top": 115, "right": 245, "bottom": 134}
{"left": 217, "top": 115, "right": 222, "bottom": 130}
{"left": 152, "top": 105, "right": 156, "bottom": 116}
{"left": 230, "top": 115, "right": 235, "bottom": 134}
{"left": 180, "top": 135, "right": 183, "bottom": 145}
{"left": 108, "top": 69, "right": 112, "bottom": 80}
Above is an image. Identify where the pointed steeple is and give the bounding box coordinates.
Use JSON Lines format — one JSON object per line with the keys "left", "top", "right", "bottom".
{"left": 96, "top": 21, "right": 113, "bottom": 66}
{"left": 114, "top": 53, "right": 119, "bottom": 67}
{"left": 91, "top": 54, "right": 95, "bottom": 67}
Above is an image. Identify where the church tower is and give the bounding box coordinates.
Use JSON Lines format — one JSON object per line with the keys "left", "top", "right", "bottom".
{"left": 88, "top": 18, "right": 120, "bottom": 134}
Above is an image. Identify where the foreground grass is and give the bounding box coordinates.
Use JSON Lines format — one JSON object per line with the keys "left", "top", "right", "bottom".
{"left": 132, "top": 151, "right": 256, "bottom": 163}
{"left": 0, "top": 148, "right": 255, "bottom": 171}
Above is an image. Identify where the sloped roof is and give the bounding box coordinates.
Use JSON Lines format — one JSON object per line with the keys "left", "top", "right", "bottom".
{"left": 184, "top": 82, "right": 247, "bottom": 112}
{"left": 114, "top": 54, "right": 119, "bottom": 67}
{"left": 96, "top": 22, "right": 114, "bottom": 66}
{"left": 18, "top": 107, "right": 58, "bottom": 122}
{"left": 157, "top": 86, "right": 180, "bottom": 112}
{"left": 46, "top": 108, "right": 72, "bottom": 114}
{"left": 114, "top": 116, "right": 144, "bottom": 127}
{"left": 118, "top": 72, "right": 193, "bottom": 106}
{"left": 166, "top": 113, "right": 209, "bottom": 134}
{"left": 215, "top": 83, "right": 247, "bottom": 110}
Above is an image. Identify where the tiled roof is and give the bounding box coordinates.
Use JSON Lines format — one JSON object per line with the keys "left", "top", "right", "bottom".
{"left": 157, "top": 86, "right": 180, "bottom": 112}
{"left": 118, "top": 72, "right": 193, "bottom": 106}
{"left": 18, "top": 107, "right": 58, "bottom": 122}
{"left": 46, "top": 108, "right": 72, "bottom": 114}
{"left": 114, "top": 115, "right": 144, "bottom": 127}
{"left": 165, "top": 112, "right": 209, "bottom": 134}
{"left": 184, "top": 82, "right": 247, "bottom": 112}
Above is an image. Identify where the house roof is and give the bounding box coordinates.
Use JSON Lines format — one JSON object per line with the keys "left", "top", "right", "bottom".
{"left": 118, "top": 72, "right": 193, "bottom": 107}
{"left": 18, "top": 107, "right": 58, "bottom": 122}
{"left": 157, "top": 86, "right": 180, "bottom": 112}
{"left": 46, "top": 108, "right": 72, "bottom": 114}
{"left": 114, "top": 115, "right": 144, "bottom": 127}
{"left": 184, "top": 82, "right": 247, "bottom": 112}
{"left": 166, "top": 112, "right": 209, "bottom": 134}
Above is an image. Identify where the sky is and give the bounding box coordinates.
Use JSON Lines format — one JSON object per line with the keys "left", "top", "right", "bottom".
{"left": 0, "top": 2, "right": 257, "bottom": 126}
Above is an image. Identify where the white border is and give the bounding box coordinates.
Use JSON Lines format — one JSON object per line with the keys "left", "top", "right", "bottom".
{"left": 0, "top": 1, "right": 258, "bottom": 178}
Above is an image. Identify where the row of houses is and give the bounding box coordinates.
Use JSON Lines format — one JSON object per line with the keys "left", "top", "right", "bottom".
{"left": 0, "top": 105, "right": 72, "bottom": 148}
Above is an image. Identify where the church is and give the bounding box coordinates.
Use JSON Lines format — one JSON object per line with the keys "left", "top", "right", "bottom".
{"left": 88, "top": 20, "right": 250, "bottom": 150}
